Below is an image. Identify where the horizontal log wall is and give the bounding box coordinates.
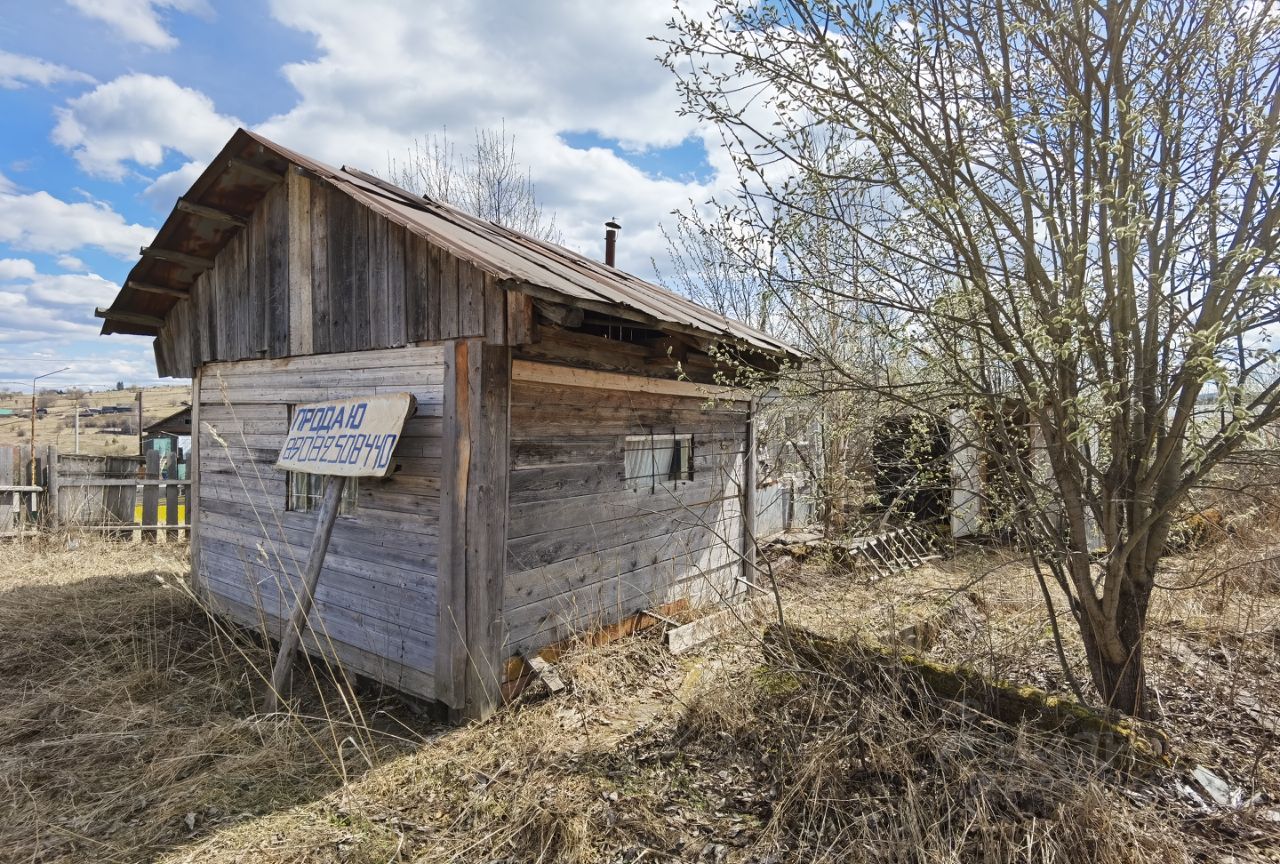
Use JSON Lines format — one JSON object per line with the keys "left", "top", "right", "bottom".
{"left": 154, "top": 172, "right": 515, "bottom": 378}
{"left": 194, "top": 345, "right": 444, "bottom": 699}
{"left": 503, "top": 365, "right": 751, "bottom": 655}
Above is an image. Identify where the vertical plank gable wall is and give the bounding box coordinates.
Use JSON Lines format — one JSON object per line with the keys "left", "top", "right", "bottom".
{"left": 152, "top": 171, "right": 512, "bottom": 378}
{"left": 195, "top": 346, "right": 445, "bottom": 699}
{"left": 503, "top": 369, "right": 750, "bottom": 656}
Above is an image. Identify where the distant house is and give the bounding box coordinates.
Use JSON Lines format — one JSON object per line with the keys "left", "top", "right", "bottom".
{"left": 96, "top": 129, "right": 797, "bottom": 719}
{"left": 0, "top": 408, "right": 14, "bottom": 417}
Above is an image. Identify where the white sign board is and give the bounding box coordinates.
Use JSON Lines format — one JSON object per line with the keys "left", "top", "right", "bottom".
{"left": 275, "top": 393, "right": 416, "bottom": 478}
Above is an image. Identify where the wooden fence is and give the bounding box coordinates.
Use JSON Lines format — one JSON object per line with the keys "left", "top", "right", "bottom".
{"left": 0, "top": 445, "right": 190, "bottom": 540}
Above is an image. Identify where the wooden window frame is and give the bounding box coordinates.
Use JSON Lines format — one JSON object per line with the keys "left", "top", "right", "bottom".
{"left": 624, "top": 432, "right": 694, "bottom": 492}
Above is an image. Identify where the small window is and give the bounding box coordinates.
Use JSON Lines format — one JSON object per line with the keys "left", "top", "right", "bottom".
{"left": 287, "top": 471, "right": 359, "bottom": 515}
{"left": 624, "top": 433, "right": 693, "bottom": 491}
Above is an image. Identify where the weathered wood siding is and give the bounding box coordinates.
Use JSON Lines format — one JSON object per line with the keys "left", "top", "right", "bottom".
{"left": 154, "top": 172, "right": 514, "bottom": 378}
{"left": 503, "top": 364, "right": 750, "bottom": 654}
{"left": 194, "top": 346, "right": 444, "bottom": 698}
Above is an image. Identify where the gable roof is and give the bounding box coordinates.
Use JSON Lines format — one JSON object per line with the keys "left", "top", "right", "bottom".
{"left": 97, "top": 129, "right": 795, "bottom": 359}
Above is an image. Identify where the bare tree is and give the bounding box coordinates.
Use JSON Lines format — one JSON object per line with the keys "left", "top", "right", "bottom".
{"left": 663, "top": 0, "right": 1280, "bottom": 715}
{"left": 388, "top": 123, "right": 562, "bottom": 244}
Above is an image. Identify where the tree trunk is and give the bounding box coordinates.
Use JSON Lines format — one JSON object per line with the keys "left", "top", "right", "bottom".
{"left": 1081, "top": 569, "right": 1154, "bottom": 718}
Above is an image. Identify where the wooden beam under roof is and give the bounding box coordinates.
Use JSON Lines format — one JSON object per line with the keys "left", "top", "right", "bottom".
{"left": 95, "top": 307, "right": 163, "bottom": 329}
{"left": 126, "top": 280, "right": 189, "bottom": 299}
{"left": 139, "top": 246, "right": 214, "bottom": 270}
{"left": 175, "top": 197, "right": 248, "bottom": 228}
{"left": 228, "top": 157, "right": 284, "bottom": 185}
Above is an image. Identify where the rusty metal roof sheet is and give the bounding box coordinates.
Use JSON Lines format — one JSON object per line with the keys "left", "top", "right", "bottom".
{"left": 98, "top": 128, "right": 796, "bottom": 358}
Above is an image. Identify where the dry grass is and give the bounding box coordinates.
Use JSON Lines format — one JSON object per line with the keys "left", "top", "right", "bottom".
{"left": 1, "top": 529, "right": 1278, "bottom": 863}
{"left": 0, "top": 535, "right": 434, "bottom": 864}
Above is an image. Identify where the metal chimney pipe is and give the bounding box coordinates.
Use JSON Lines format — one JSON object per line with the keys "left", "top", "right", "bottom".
{"left": 604, "top": 219, "right": 621, "bottom": 267}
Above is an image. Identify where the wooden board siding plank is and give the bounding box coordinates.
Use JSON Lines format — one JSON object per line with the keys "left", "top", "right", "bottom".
{"left": 464, "top": 342, "right": 509, "bottom": 718}
{"left": 233, "top": 224, "right": 252, "bottom": 358}
{"left": 510, "top": 381, "right": 750, "bottom": 415}
{"left": 265, "top": 183, "right": 290, "bottom": 357}
{"left": 457, "top": 260, "right": 485, "bottom": 338}
{"left": 435, "top": 339, "right": 469, "bottom": 710}
{"left": 248, "top": 190, "right": 268, "bottom": 356}
{"left": 511, "top": 359, "right": 747, "bottom": 400}
{"left": 199, "top": 365, "right": 445, "bottom": 392}
{"left": 311, "top": 179, "right": 332, "bottom": 353}
{"left": 386, "top": 222, "right": 408, "bottom": 347}
{"left": 506, "top": 291, "right": 535, "bottom": 346}
{"left": 351, "top": 204, "right": 371, "bottom": 351}
{"left": 327, "top": 187, "right": 354, "bottom": 352}
{"left": 482, "top": 272, "right": 506, "bottom": 345}
{"left": 287, "top": 171, "right": 314, "bottom": 357}
{"left": 437, "top": 248, "right": 458, "bottom": 339}
{"left": 204, "top": 344, "right": 444, "bottom": 374}
{"left": 368, "top": 212, "right": 389, "bottom": 349}
{"left": 419, "top": 236, "right": 439, "bottom": 342}
{"left": 404, "top": 232, "right": 428, "bottom": 342}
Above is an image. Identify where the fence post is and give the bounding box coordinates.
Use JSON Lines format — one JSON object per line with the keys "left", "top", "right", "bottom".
{"left": 46, "top": 446, "right": 59, "bottom": 532}
{"left": 164, "top": 451, "right": 179, "bottom": 541}
{"left": 143, "top": 450, "right": 160, "bottom": 542}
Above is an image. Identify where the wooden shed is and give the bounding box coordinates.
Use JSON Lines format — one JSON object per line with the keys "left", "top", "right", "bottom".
{"left": 97, "top": 129, "right": 796, "bottom": 718}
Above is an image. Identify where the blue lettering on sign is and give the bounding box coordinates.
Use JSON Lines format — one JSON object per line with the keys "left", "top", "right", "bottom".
{"left": 280, "top": 398, "right": 412, "bottom": 475}
{"left": 290, "top": 401, "right": 376, "bottom": 435}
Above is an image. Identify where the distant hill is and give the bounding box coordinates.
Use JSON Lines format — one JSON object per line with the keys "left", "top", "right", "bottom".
{"left": 0, "top": 386, "right": 191, "bottom": 457}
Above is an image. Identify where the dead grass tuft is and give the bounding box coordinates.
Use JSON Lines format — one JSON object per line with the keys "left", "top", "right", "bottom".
{"left": 0, "top": 535, "right": 431, "bottom": 863}
{"left": 2, "top": 528, "right": 1278, "bottom": 863}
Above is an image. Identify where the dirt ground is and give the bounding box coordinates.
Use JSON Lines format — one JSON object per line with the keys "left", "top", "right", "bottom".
{"left": 0, "top": 534, "right": 1277, "bottom": 863}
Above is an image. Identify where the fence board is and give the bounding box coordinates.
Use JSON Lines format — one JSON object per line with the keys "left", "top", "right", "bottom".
{"left": 143, "top": 451, "right": 160, "bottom": 541}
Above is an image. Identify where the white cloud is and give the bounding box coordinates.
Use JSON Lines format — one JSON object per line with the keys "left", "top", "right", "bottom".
{"left": 142, "top": 159, "right": 205, "bottom": 207}
{"left": 22, "top": 273, "right": 120, "bottom": 307}
{"left": 57, "top": 255, "right": 87, "bottom": 271}
{"left": 53, "top": 74, "right": 240, "bottom": 179}
{"left": 256, "top": 0, "right": 721, "bottom": 272}
{"left": 0, "top": 291, "right": 99, "bottom": 342}
{"left": 0, "top": 50, "right": 95, "bottom": 90}
{"left": 64, "top": 0, "right": 212, "bottom": 51}
{"left": 0, "top": 182, "right": 155, "bottom": 259}
{"left": 0, "top": 259, "right": 38, "bottom": 281}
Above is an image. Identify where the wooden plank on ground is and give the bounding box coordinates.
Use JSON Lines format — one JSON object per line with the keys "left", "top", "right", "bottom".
{"left": 667, "top": 593, "right": 776, "bottom": 655}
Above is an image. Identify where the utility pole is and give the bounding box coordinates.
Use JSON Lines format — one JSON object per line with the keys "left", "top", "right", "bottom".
{"left": 136, "top": 388, "right": 144, "bottom": 457}
{"left": 74, "top": 397, "right": 80, "bottom": 454}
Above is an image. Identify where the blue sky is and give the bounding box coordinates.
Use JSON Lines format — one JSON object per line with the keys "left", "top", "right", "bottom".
{"left": 0, "top": 0, "right": 726, "bottom": 391}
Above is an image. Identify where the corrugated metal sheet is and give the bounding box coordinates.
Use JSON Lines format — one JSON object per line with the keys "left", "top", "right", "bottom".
{"left": 98, "top": 128, "right": 795, "bottom": 357}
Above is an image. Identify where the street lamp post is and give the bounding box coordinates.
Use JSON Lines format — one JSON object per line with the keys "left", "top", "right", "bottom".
{"left": 29, "top": 367, "right": 70, "bottom": 486}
